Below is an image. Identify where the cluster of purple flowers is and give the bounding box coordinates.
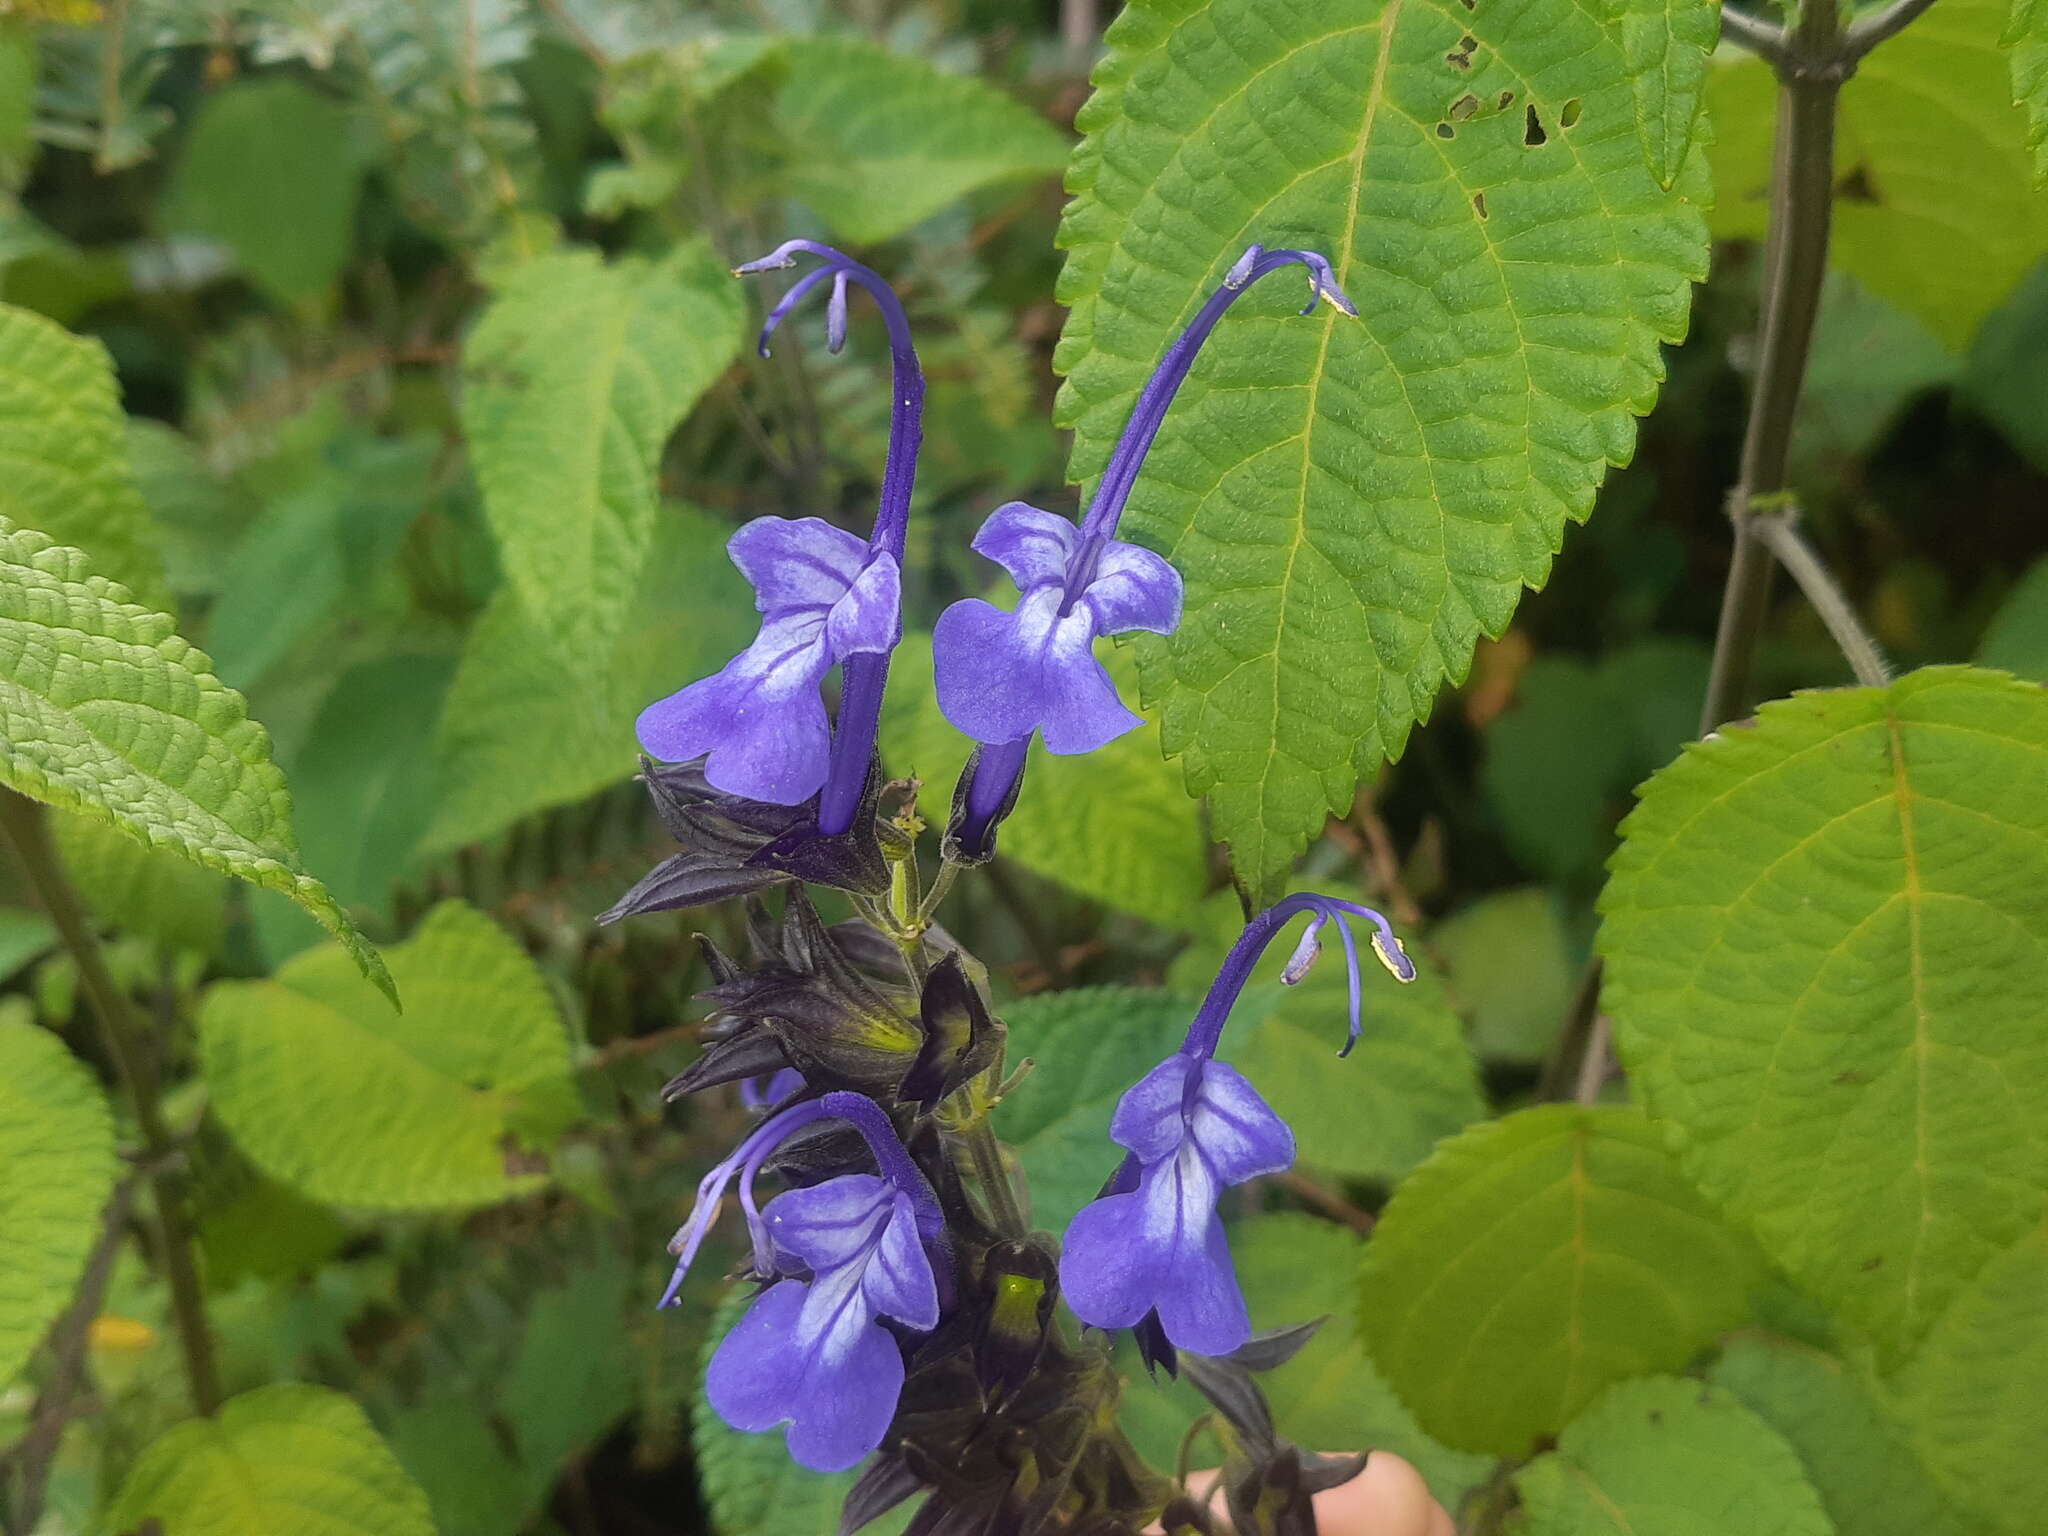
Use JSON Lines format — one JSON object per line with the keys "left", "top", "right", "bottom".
{"left": 609, "top": 238, "right": 1412, "bottom": 1531}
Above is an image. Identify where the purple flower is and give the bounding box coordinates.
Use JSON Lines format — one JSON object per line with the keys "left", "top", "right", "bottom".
{"left": 660, "top": 1090, "right": 946, "bottom": 1472}
{"left": 738, "top": 1066, "right": 806, "bottom": 1112}
{"left": 935, "top": 245, "right": 1356, "bottom": 859}
{"left": 1058, "top": 893, "right": 1413, "bottom": 1357}
{"left": 636, "top": 242, "right": 926, "bottom": 834}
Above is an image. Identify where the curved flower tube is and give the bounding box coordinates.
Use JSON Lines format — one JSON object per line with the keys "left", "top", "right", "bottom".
{"left": 659, "top": 1090, "right": 946, "bottom": 1472}
{"left": 935, "top": 245, "right": 1356, "bottom": 858}
{"left": 1058, "top": 893, "right": 1412, "bottom": 1358}
{"left": 636, "top": 241, "right": 925, "bottom": 835}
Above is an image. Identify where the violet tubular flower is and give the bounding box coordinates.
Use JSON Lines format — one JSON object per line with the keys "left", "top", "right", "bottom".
{"left": 661, "top": 1090, "right": 947, "bottom": 1473}
{"left": 636, "top": 240, "right": 925, "bottom": 835}
{"left": 934, "top": 245, "right": 1357, "bottom": 860}
{"left": 1058, "top": 893, "right": 1413, "bottom": 1358}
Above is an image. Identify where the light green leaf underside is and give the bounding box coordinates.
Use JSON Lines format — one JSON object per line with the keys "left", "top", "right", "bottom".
{"left": 1117, "top": 1214, "right": 1491, "bottom": 1509}
{"left": 0, "top": 519, "right": 392, "bottom": 1002}
{"left": 425, "top": 506, "right": 756, "bottom": 853}
{"left": 1893, "top": 1225, "right": 2048, "bottom": 1536}
{"left": 1710, "top": 1335, "right": 1986, "bottom": 1536}
{"left": 0, "top": 1010, "right": 117, "bottom": 1385}
{"left": 460, "top": 242, "right": 744, "bottom": 665}
{"left": 1359, "top": 1103, "right": 1763, "bottom": 1456}
{"left": 2007, "top": 0, "right": 2048, "bottom": 185}
{"left": 0, "top": 302, "right": 168, "bottom": 608}
{"left": 691, "top": 1283, "right": 913, "bottom": 1536}
{"left": 199, "top": 901, "right": 576, "bottom": 1211}
{"left": 53, "top": 807, "right": 227, "bottom": 955}
{"left": 107, "top": 1383, "right": 437, "bottom": 1536}
{"left": 995, "top": 986, "right": 1193, "bottom": 1233}
{"left": 1599, "top": 666, "right": 2048, "bottom": 1364}
{"left": 1055, "top": 0, "right": 1708, "bottom": 898}
{"left": 880, "top": 640, "right": 1211, "bottom": 930}
{"left": 1515, "top": 1376, "right": 1836, "bottom": 1536}
{"left": 1611, "top": 0, "right": 1718, "bottom": 189}
{"left": 776, "top": 36, "right": 1069, "bottom": 244}
{"left": 1706, "top": 0, "right": 2048, "bottom": 348}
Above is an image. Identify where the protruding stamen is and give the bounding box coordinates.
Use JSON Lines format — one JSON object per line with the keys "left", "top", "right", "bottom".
{"left": 826, "top": 271, "right": 850, "bottom": 354}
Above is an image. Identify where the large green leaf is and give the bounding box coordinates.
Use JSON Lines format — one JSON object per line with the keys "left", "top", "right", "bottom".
{"left": 1710, "top": 1335, "right": 1985, "bottom": 1536}
{"left": 994, "top": 986, "right": 1193, "bottom": 1233}
{"left": 1515, "top": 1376, "right": 1835, "bottom": 1536}
{"left": 775, "top": 36, "right": 1068, "bottom": 243}
{"left": 1432, "top": 885, "right": 1577, "bottom": 1061}
{"left": 1118, "top": 1214, "right": 1491, "bottom": 1508}
{"left": 1892, "top": 1226, "right": 2048, "bottom": 1536}
{"left": 880, "top": 640, "right": 1211, "bottom": 930}
{"left": 0, "top": 519, "right": 392, "bottom": 1001}
{"left": 1358, "top": 1104, "right": 1763, "bottom": 1456}
{"left": 0, "top": 1006, "right": 116, "bottom": 1385}
{"left": 425, "top": 506, "right": 756, "bottom": 853}
{"left": 1056, "top": 0, "right": 1708, "bottom": 898}
{"left": 1706, "top": 0, "right": 2048, "bottom": 347}
{"left": 106, "top": 1383, "right": 436, "bottom": 1536}
{"left": 1599, "top": 667, "right": 2048, "bottom": 1363}
{"left": 460, "top": 242, "right": 744, "bottom": 665}
{"left": 0, "top": 302, "right": 167, "bottom": 607}
{"left": 52, "top": 808, "right": 227, "bottom": 955}
{"left": 161, "top": 77, "right": 369, "bottom": 303}
{"left": 1610, "top": 0, "right": 1718, "bottom": 190}
{"left": 1977, "top": 554, "right": 2048, "bottom": 678}
{"left": 199, "top": 902, "right": 577, "bottom": 1210}
{"left": 2008, "top": 0, "right": 2048, "bottom": 184}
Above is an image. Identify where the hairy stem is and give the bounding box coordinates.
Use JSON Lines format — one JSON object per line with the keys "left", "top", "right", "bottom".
{"left": 1748, "top": 510, "right": 1892, "bottom": 687}
{"left": 960, "top": 1118, "right": 1028, "bottom": 1238}
{"left": 0, "top": 794, "right": 221, "bottom": 1416}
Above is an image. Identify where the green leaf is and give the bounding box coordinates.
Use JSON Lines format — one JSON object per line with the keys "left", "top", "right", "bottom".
{"left": 1598, "top": 666, "right": 2048, "bottom": 1363}
{"left": 106, "top": 1383, "right": 437, "bottom": 1536}
{"left": 0, "top": 1007, "right": 117, "bottom": 1384}
{"left": 1432, "top": 886, "right": 1576, "bottom": 1061}
{"left": 879, "top": 639, "right": 1211, "bottom": 930}
{"left": 1962, "top": 256, "right": 2048, "bottom": 473}
{"left": 1977, "top": 555, "right": 2048, "bottom": 679}
{"left": 994, "top": 986, "right": 1193, "bottom": 1233}
{"left": 425, "top": 506, "right": 757, "bottom": 853}
{"left": 0, "top": 906, "right": 54, "bottom": 981}
{"left": 1358, "top": 1104, "right": 1764, "bottom": 1455}
{"left": 1119, "top": 1214, "right": 1490, "bottom": 1508}
{"left": 1794, "top": 272, "right": 1958, "bottom": 479}
{"left": 774, "top": 36, "right": 1068, "bottom": 243}
{"left": 1610, "top": 0, "right": 1718, "bottom": 190}
{"left": 0, "top": 22, "right": 35, "bottom": 188}
{"left": 1705, "top": 0, "right": 2048, "bottom": 348}
{"left": 691, "top": 1283, "right": 912, "bottom": 1536}
{"left": 0, "top": 518, "right": 392, "bottom": 1002}
{"left": 2007, "top": 0, "right": 2048, "bottom": 184}
{"left": 1893, "top": 1226, "right": 2048, "bottom": 1536}
{"left": 199, "top": 901, "right": 576, "bottom": 1210}
{"left": 505, "top": 1253, "right": 636, "bottom": 1487}
{"left": 0, "top": 301, "right": 168, "bottom": 608}
{"left": 1514, "top": 1376, "right": 1835, "bottom": 1536}
{"left": 161, "top": 77, "right": 369, "bottom": 303}
{"left": 1056, "top": 0, "right": 1708, "bottom": 899}
{"left": 460, "top": 242, "right": 745, "bottom": 664}
{"left": 52, "top": 808, "right": 227, "bottom": 955}
{"left": 1710, "top": 1335, "right": 1986, "bottom": 1536}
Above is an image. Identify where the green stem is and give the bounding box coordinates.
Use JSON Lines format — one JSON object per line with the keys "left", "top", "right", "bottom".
{"left": 0, "top": 793, "right": 221, "bottom": 1416}
{"left": 960, "top": 1117, "right": 1028, "bottom": 1238}
{"left": 1748, "top": 510, "right": 1891, "bottom": 688}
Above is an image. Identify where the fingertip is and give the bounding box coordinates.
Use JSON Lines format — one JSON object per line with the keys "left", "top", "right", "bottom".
{"left": 1312, "top": 1451, "right": 1440, "bottom": 1536}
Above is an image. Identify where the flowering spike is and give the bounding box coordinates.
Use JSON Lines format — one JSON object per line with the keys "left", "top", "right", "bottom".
{"left": 934, "top": 243, "right": 1350, "bottom": 858}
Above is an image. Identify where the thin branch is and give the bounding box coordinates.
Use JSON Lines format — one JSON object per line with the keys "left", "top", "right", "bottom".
{"left": 1718, "top": 4, "right": 1795, "bottom": 68}
{"left": 0, "top": 793, "right": 220, "bottom": 1416}
{"left": 1573, "top": 1014, "right": 1614, "bottom": 1105}
{"left": 1747, "top": 510, "right": 1891, "bottom": 688}
{"left": 1537, "top": 959, "right": 1606, "bottom": 1102}
{"left": 1273, "top": 1169, "right": 1376, "bottom": 1235}
{"left": 1843, "top": 0, "right": 1942, "bottom": 61}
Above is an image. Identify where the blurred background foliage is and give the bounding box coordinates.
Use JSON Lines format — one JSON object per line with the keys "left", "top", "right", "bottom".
{"left": 1, "top": 0, "right": 2045, "bottom": 1533}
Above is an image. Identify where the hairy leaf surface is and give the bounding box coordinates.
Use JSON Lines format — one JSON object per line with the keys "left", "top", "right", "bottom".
{"left": 107, "top": 1384, "right": 436, "bottom": 1536}
{"left": 0, "top": 1007, "right": 116, "bottom": 1385}
{"left": 1611, "top": 0, "right": 1718, "bottom": 189}
{"left": 1707, "top": 0, "right": 2048, "bottom": 346}
{"left": 52, "top": 809, "right": 226, "bottom": 955}
{"left": 2008, "top": 0, "right": 2048, "bottom": 184}
{"left": 1515, "top": 1377, "right": 1836, "bottom": 1536}
{"left": 0, "top": 520, "right": 391, "bottom": 999}
{"left": 200, "top": 902, "right": 577, "bottom": 1210}
{"left": 1056, "top": 0, "right": 1708, "bottom": 897}
{"left": 460, "top": 242, "right": 744, "bottom": 664}
{"left": 1358, "top": 1104, "right": 1763, "bottom": 1455}
{"left": 1600, "top": 667, "right": 2048, "bottom": 1362}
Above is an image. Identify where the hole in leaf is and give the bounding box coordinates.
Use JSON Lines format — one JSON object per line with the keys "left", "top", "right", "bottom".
{"left": 1559, "top": 97, "right": 1582, "bottom": 129}
{"left": 1523, "top": 105, "right": 1547, "bottom": 146}
{"left": 1459, "top": 0, "right": 1476, "bottom": 11}
{"left": 1498, "top": 90, "right": 1515, "bottom": 109}
{"left": 1472, "top": 191, "right": 1488, "bottom": 220}
{"left": 1837, "top": 163, "right": 1883, "bottom": 203}
{"left": 1449, "top": 93, "right": 1480, "bottom": 121}
{"left": 1436, "top": 122, "right": 1455, "bottom": 139}
{"left": 1445, "top": 34, "right": 1477, "bottom": 68}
